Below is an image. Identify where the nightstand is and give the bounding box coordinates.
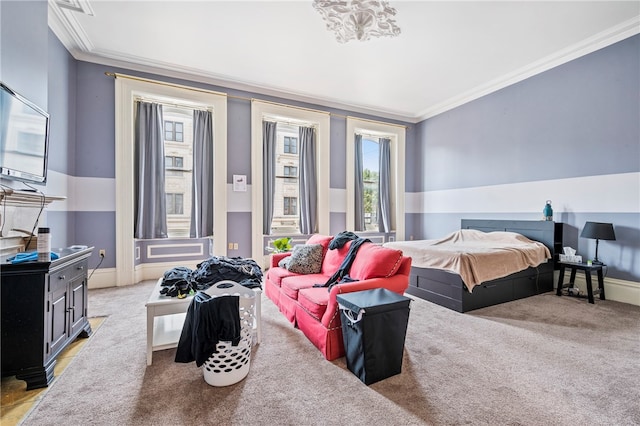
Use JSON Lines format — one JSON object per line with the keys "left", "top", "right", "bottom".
{"left": 556, "top": 261, "right": 605, "bottom": 304}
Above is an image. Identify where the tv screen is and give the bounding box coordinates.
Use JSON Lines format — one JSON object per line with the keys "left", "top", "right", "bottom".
{"left": 0, "top": 82, "right": 50, "bottom": 184}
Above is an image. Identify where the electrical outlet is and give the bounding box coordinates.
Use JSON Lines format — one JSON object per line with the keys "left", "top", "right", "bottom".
{"left": 233, "top": 243, "right": 239, "bottom": 250}
{"left": 228, "top": 243, "right": 233, "bottom": 250}
{"left": 99, "top": 249, "right": 106, "bottom": 257}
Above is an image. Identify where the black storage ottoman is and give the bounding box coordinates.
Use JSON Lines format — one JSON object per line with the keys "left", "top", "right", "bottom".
{"left": 337, "top": 288, "right": 411, "bottom": 385}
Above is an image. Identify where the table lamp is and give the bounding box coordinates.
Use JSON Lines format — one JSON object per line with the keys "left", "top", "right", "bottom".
{"left": 580, "top": 222, "right": 616, "bottom": 265}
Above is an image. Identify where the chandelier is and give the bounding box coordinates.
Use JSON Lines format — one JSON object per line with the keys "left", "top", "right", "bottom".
{"left": 312, "top": 0, "right": 401, "bottom": 43}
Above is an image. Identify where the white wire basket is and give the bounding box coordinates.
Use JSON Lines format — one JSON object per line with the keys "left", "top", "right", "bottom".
{"left": 201, "top": 280, "right": 256, "bottom": 387}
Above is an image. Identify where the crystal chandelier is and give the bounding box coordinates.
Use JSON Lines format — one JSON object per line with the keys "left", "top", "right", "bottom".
{"left": 312, "top": 0, "right": 401, "bottom": 43}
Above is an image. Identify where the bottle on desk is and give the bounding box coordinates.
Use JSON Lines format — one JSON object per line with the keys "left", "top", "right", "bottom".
{"left": 37, "top": 227, "right": 51, "bottom": 261}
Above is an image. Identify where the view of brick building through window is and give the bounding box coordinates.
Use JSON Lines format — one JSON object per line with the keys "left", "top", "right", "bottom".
{"left": 163, "top": 107, "right": 193, "bottom": 237}
{"left": 271, "top": 123, "right": 300, "bottom": 234}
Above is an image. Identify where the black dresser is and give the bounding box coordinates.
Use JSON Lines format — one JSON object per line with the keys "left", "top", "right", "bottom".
{"left": 1, "top": 247, "right": 93, "bottom": 389}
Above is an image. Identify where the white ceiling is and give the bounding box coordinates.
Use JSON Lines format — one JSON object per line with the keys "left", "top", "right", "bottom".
{"left": 49, "top": 1, "right": 640, "bottom": 123}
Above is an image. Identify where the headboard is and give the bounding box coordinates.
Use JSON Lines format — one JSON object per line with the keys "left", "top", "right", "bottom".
{"left": 461, "top": 219, "right": 562, "bottom": 267}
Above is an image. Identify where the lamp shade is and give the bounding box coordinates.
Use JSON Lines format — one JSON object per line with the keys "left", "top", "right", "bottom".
{"left": 580, "top": 222, "right": 616, "bottom": 241}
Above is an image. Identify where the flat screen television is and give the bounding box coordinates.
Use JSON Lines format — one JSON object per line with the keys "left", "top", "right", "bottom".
{"left": 0, "top": 81, "right": 50, "bottom": 185}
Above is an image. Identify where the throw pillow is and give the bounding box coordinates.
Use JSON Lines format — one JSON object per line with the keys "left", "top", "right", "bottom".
{"left": 349, "top": 243, "right": 404, "bottom": 280}
{"left": 278, "top": 256, "right": 292, "bottom": 269}
{"left": 286, "top": 244, "right": 323, "bottom": 274}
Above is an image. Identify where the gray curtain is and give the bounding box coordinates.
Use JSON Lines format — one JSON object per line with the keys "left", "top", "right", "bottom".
{"left": 190, "top": 109, "right": 214, "bottom": 238}
{"left": 378, "top": 137, "right": 392, "bottom": 233}
{"left": 354, "top": 134, "right": 365, "bottom": 232}
{"left": 298, "top": 126, "right": 317, "bottom": 234}
{"left": 262, "top": 121, "right": 277, "bottom": 235}
{"left": 134, "top": 101, "right": 167, "bottom": 239}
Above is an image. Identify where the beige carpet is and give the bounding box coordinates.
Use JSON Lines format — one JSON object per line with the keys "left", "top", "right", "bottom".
{"left": 1, "top": 317, "right": 106, "bottom": 426}
{"left": 20, "top": 280, "right": 640, "bottom": 425}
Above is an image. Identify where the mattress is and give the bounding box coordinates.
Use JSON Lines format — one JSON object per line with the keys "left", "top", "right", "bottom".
{"left": 384, "top": 229, "right": 551, "bottom": 292}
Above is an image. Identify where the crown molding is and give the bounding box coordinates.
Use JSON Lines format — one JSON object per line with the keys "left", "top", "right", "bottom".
{"left": 47, "top": 2, "right": 639, "bottom": 125}
{"left": 71, "top": 47, "right": 417, "bottom": 124}
{"left": 48, "top": 0, "right": 94, "bottom": 54}
{"left": 416, "top": 15, "right": 640, "bottom": 122}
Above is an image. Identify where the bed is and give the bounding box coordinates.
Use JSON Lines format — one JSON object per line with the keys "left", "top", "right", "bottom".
{"left": 384, "top": 219, "right": 563, "bottom": 313}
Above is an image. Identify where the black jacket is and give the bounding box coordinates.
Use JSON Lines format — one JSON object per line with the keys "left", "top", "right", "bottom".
{"left": 175, "top": 292, "right": 241, "bottom": 367}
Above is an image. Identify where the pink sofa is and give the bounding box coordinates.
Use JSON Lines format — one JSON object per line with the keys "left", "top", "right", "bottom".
{"left": 264, "top": 234, "right": 411, "bottom": 361}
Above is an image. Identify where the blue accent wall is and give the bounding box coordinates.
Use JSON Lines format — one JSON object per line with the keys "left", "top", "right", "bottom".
{"left": 411, "top": 35, "right": 640, "bottom": 282}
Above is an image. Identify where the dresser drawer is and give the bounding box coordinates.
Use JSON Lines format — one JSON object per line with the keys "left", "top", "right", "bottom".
{"left": 49, "top": 259, "right": 88, "bottom": 293}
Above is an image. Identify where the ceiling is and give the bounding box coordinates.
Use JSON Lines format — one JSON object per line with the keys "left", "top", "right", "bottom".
{"left": 49, "top": 1, "right": 640, "bottom": 123}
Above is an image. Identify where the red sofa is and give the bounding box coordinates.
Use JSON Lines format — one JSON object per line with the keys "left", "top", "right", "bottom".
{"left": 264, "top": 234, "right": 412, "bottom": 361}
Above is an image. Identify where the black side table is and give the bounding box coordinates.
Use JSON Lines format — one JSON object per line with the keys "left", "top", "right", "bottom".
{"left": 556, "top": 261, "right": 605, "bottom": 304}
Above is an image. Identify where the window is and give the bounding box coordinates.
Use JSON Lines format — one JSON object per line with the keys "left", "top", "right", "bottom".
{"left": 165, "top": 155, "right": 185, "bottom": 177}
{"left": 361, "top": 138, "right": 380, "bottom": 231}
{"left": 283, "top": 165, "right": 297, "bottom": 178}
{"left": 163, "top": 109, "right": 193, "bottom": 236}
{"left": 251, "top": 100, "right": 330, "bottom": 264}
{"left": 284, "top": 136, "right": 297, "bottom": 154}
{"left": 115, "top": 76, "right": 228, "bottom": 285}
{"left": 346, "top": 117, "right": 406, "bottom": 239}
{"left": 272, "top": 125, "right": 300, "bottom": 232}
{"left": 283, "top": 197, "right": 297, "bottom": 215}
{"left": 166, "top": 193, "right": 184, "bottom": 214}
{"left": 164, "top": 120, "right": 183, "bottom": 142}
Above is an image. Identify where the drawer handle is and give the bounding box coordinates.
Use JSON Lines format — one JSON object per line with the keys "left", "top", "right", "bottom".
{"left": 77, "top": 266, "right": 84, "bottom": 271}
{"left": 59, "top": 275, "right": 66, "bottom": 280}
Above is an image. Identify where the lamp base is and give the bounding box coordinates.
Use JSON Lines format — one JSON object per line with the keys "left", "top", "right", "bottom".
{"left": 591, "top": 259, "right": 604, "bottom": 265}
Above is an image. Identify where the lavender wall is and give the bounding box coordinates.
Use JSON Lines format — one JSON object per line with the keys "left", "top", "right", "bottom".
{"left": 0, "top": 1, "right": 48, "bottom": 108}
{"left": 410, "top": 35, "right": 640, "bottom": 282}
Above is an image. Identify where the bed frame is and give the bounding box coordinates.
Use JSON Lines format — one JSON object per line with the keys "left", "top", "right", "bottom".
{"left": 405, "top": 219, "right": 563, "bottom": 313}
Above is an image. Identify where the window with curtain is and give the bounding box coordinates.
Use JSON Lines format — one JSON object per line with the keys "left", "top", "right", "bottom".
{"left": 346, "top": 117, "right": 406, "bottom": 240}
{"left": 251, "top": 100, "right": 330, "bottom": 263}
{"left": 134, "top": 102, "right": 215, "bottom": 239}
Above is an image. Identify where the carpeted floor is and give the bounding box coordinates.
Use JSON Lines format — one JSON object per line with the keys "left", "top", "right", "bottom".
{"left": 18, "top": 280, "right": 640, "bottom": 425}
{"left": 1, "top": 317, "right": 106, "bottom": 426}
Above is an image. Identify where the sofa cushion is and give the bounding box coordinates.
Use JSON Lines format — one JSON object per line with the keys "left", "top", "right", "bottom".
{"left": 281, "top": 274, "right": 327, "bottom": 300}
{"left": 306, "top": 234, "right": 333, "bottom": 257}
{"left": 350, "top": 243, "right": 404, "bottom": 280}
{"left": 267, "top": 266, "right": 298, "bottom": 287}
{"left": 298, "top": 287, "right": 330, "bottom": 321}
{"left": 321, "top": 240, "right": 352, "bottom": 275}
{"left": 281, "top": 244, "right": 323, "bottom": 274}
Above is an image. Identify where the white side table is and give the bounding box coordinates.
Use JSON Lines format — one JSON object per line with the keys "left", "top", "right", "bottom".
{"left": 146, "top": 278, "right": 262, "bottom": 366}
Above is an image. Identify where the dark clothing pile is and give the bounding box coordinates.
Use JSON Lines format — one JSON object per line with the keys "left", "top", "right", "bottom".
{"left": 192, "top": 256, "right": 263, "bottom": 290}
{"left": 174, "top": 292, "right": 241, "bottom": 367}
{"left": 316, "top": 231, "right": 370, "bottom": 290}
{"left": 160, "top": 256, "right": 263, "bottom": 298}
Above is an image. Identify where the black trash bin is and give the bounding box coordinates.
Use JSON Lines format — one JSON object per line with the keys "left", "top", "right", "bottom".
{"left": 337, "top": 288, "right": 411, "bottom": 385}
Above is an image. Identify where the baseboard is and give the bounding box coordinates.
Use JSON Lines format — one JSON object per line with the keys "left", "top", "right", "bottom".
{"left": 88, "top": 261, "right": 204, "bottom": 289}
{"left": 87, "top": 267, "right": 117, "bottom": 289}
{"left": 554, "top": 271, "right": 640, "bottom": 306}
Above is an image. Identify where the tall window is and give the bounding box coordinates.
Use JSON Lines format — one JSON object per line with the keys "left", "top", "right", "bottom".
{"left": 115, "top": 76, "right": 228, "bottom": 286}
{"left": 251, "top": 100, "right": 330, "bottom": 264}
{"left": 346, "top": 117, "right": 406, "bottom": 240}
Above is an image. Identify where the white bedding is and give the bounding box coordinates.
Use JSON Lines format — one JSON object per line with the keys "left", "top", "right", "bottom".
{"left": 384, "top": 229, "right": 551, "bottom": 292}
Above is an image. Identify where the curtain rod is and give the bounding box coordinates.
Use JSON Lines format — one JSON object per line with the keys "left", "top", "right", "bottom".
{"left": 105, "top": 72, "right": 227, "bottom": 98}
{"left": 105, "top": 71, "right": 407, "bottom": 129}
{"left": 134, "top": 96, "right": 211, "bottom": 112}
